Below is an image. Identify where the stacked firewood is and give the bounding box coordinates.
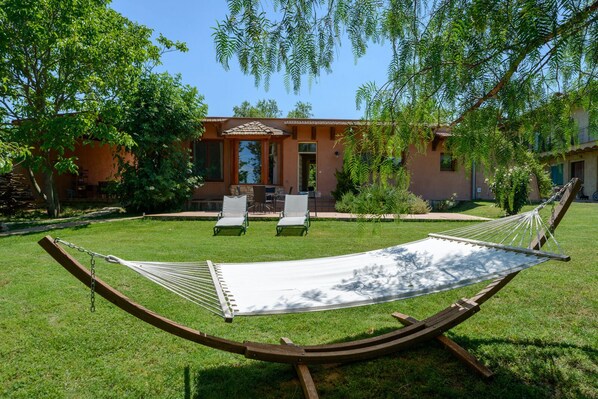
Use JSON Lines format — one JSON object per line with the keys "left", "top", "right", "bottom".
{"left": 0, "top": 171, "right": 35, "bottom": 215}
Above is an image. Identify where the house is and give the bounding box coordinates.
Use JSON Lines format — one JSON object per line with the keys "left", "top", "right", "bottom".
{"left": 540, "top": 109, "right": 597, "bottom": 200}
{"left": 190, "top": 117, "right": 493, "bottom": 210}
{"left": 15, "top": 116, "right": 494, "bottom": 209}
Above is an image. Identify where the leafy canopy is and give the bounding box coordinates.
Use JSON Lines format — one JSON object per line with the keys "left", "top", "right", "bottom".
{"left": 232, "top": 99, "right": 314, "bottom": 118}
{"left": 287, "top": 101, "right": 314, "bottom": 118}
{"left": 0, "top": 0, "right": 184, "bottom": 216}
{"left": 215, "top": 0, "right": 597, "bottom": 187}
{"left": 233, "top": 99, "right": 282, "bottom": 117}
{"left": 116, "top": 72, "right": 207, "bottom": 214}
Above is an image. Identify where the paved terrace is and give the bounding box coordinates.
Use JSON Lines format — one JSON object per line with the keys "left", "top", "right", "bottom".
{"left": 146, "top": 211, "right": 490, "bottom": 222}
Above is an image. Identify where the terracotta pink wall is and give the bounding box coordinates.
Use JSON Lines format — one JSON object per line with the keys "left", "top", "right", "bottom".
{"left": 191, "top": 119, "right": 499, "bottom": 202}
{"left": 191, "top": 120, "right": 344, "bottom": 199}
{"left": 407, "top": 140, "right": 493, "bottom": 201}
{"left": 23, "top": 119, "right": 500, "bottom": 204}
{"left": 280, "top": 132, "right": 297, "bottom": 194}
{"left": 53, "top": 141, "right": 122, "bottom": 199}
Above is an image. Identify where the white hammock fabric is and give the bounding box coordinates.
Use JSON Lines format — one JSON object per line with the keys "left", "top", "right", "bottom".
{"left": 60, "top": 183, "right": 573, "bottom": 321}
{"left": 109, "top": 235, "right": 564, "bottom": 319}
{"left": 215, "top": 237, "right": 554, "bottom": 316}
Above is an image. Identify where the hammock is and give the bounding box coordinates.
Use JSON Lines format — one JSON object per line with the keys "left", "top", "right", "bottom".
{"left": 39, "top": 179, "right": 580, "bottom": 397}
{"left": 53, "top": 182, "right": 571, "bottom": 322}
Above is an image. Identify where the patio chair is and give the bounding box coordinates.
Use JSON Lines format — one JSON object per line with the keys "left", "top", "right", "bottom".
{"left": 250, "top": 185, "right": 273, "bottom": 213}
{"left": 214, "top": 195, "right": 249, "bottom": 235}
{"left": 276, "top": 194, "right": 310, "bottom": 236}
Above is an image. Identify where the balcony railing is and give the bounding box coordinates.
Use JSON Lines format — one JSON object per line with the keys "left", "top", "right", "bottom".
{"left": 536, "top": 127, "right": 596, "bottom": 153}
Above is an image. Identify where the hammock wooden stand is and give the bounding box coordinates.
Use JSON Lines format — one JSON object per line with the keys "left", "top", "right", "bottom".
{"left": 38, "top": 179, "right": 580, "bottom": 399}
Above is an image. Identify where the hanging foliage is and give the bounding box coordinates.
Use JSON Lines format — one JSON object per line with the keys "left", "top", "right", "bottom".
{"left": 214, "top": 0, "right": 597, "bottom": 190}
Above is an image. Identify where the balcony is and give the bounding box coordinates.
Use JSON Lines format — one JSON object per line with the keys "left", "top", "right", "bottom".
{"left": 537, "top": 127, "right": 597, "bottom": 157}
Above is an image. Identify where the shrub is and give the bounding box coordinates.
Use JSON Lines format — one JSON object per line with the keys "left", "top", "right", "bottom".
{"left": 432, "top": 193, "right": 458, "bottom": 211}
{"left": 0, "top": 171, "right": 34, "bottom": 216}
{"left": 331, "top": 167, "right": 359, "bottom": 201}
{"left": 335, "top": 184, "right": 413, "bottom": 217}
{"left": 408, "top": 194, "right": 431, "bottom": 214}
{"left": 335, "top": 191, "right": 355, "bottom": 213}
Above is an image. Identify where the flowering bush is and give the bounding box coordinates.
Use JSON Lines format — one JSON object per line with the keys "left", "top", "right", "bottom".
{"left": 488, "top": 162, "right": 551, "bottom": 216}
{"left": 488, "top": 166, "right": 531, "bottom": 215}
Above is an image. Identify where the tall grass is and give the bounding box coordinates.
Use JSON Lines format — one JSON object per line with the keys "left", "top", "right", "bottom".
{"left": 0, "top": 203, "right": 596, "bottom": 398}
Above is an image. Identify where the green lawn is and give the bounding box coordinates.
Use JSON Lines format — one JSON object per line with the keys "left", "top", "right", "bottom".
{"left": 436, "top": 200, "right": 538, "bottom": 218}
{"left": 1, "top": 203, "right": 596, "bottom": 398}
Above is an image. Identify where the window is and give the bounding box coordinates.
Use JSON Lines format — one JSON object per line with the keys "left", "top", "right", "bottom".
{"left": 194, "top": 140, "right": 223, "bottom": 181}
{"left": 238, "top": 140, "right": 262, "bottom": 184}
{"left": 550, "top": 164, "right": 563, "bottom": 186}
{"left": 298, "top": 142, "right": 317, "bottom": 153}
{"left": 440, "top": 153, "right": 456, "bottom": 171}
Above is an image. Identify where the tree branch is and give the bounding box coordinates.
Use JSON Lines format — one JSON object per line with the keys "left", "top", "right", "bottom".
{"left": 450, "top": 0, "right": 598, "bottom": 127}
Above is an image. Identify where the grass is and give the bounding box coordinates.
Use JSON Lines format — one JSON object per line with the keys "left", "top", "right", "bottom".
{"left": 1, "top": 203, "right": 596, "bottom": 398}
{"left": 436, "top": 200, "right": 538, "bottom": 218}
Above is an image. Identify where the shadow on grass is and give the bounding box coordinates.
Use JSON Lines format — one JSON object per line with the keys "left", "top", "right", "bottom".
{"left": 454, "top": 335, "right": 598, "bottom": 357}
{"left": 0, "top": 220, "right": 90, "bottom": 237}
{"left": 276, "top": 228, "right": 307, "bottom": 237}
{"left": 185, "top": 335, "right": 597, "bottom": 398}
{"left": 438, "top": 201, "right": 488, "bottom": 213}
{"left": 213, "top": 228, "right": 247, "bottom": 236}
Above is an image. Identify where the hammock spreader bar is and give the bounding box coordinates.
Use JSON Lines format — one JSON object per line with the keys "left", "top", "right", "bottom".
{"left": 206, "top": 260, "right": 234, "bottom": 322}
{"left": 428, "top": 233, "right": 570, "bottom": 261}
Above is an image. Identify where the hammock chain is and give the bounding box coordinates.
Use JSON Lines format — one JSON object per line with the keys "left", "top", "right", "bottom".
{"left": 54, "top": 238, "right": 109, "bottom": 312}
{"left": 90, "top": 254, "right": 96, "bottom": 313}
{"left": 54, "top": 237, "right": 112, "bottom": 261}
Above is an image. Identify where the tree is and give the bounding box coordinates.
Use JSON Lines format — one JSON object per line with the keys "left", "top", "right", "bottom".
{"left": 214, "top": 0, "right": 597, "bottom": 193}
{"left": 287, "top": 101, "right": 313, "bottom": 118}
{"left": 115, "top": 72, "right": 207, "bottom": 214}
{"left": 0, "top": 0, "right": 180, "bottom": 216}
{"left": 0, "top": 140, "right": 28, "bottom": 174}
{"left": 233, "top": 99, "right": 282, "bottom": 117}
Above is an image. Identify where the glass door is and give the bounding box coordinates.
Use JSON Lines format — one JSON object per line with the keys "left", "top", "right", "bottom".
{"left": 298, "top": 142, "right": 317, "bottom": 192}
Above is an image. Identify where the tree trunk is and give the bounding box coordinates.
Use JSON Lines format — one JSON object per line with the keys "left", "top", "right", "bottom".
{"left": 43, "top": 171, "right": 61, "bottom": 217}
{"left": 26, "top": 167, "right": 46, "bottom": 201}
{"left": 26, "top": 167, "right": 61, "bottom": 217}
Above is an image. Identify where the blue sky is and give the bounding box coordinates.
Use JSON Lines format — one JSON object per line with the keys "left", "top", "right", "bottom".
{"left": 110, "top": 1, "right": 390, "bottom": 119}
